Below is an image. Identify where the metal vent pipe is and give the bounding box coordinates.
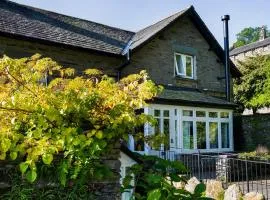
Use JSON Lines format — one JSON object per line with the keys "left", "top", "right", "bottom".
{"left": 221, "top": 15, "right": 230, "bottom": 102}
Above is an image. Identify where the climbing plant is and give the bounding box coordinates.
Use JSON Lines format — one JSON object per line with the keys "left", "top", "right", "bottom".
{"left": 0, "top": 54, "right": 162, "bottom": 185}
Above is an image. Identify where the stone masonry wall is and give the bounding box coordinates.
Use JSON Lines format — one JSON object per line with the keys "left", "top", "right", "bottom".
{"left": 234, "top": 114, "right": 270, "bottom": 152}
{"left": 230, "top": 44, "right": 270, "bottom": 64}
{"left": 122, "top": 15, "right": 227, "bottom": 98}
{"left": 0, "top": 35, "right": 124, "bottom": 77}
{"left": 0, "top": 36, "right": 123, "bottom": 200}
{"left": 0, "top": 147, "right": 121, "bottom": 200}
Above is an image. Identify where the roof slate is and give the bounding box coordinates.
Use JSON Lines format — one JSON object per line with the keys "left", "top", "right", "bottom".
{"left": 130, "top": 8, "right": 189, "bottom": 50}
{"left": 230, "top": 38, "right": 270, "bottom": 56}
{"left": 0, "top": 0, "right": 240, "bottom": 77}
{"left": 0, "top": 0, "right": 135, "bottom": 55}
{"left": 155, "top": 87, "right": 237, "bottom": 108}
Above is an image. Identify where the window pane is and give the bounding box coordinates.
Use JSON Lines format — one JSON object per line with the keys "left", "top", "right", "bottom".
{"left": 164, "top": 119, "right": 170, "bottom": 150}
{"left": 155, "top": 118, "right": 161, "bottom": 134}
{"left": 154, "top": 110, "right": 160, "bottom": 117}
{"left": 163, "top": 110, "right": 170, "bottom": 117}
{"left": 183, "top": 110, "right": 193, "bottom": 117}
{"left": 221, "top": 112, "right": 229, "bottom": 118}
{"left": 209, "top": 122, "right": 218, "bottom": 149}
{"left": 221, "top": 123, "right": 230, "bottom": 148}
{"left": 196, "top": 122, "right": 206, "bottom": 149}
{"left": 196, "top": 111, "right": 206, "bottom": 117}
{"left": 186, "top": 56, "right": 192, "bottom": 77}
{"left": 209, "top": 112, "right": 218, "bottom": 118}
{"left": 134, "top": 137, "right": 144, "bottom": 151}
{"left": 175, "top": 54, "right": 184, "bottom": 74}
{"left": 183, "top": 121, "right": 194, "bottom": 149}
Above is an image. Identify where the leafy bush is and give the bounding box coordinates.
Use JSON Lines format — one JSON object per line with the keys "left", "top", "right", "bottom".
{"left": 239, "top": 145, "right": 270, "bottom": 160}
{"left": 0, "top": 54, "right": 161, "bottom": 185}
{"left": 122, "top": 155, "right": 212, "bottom": 200}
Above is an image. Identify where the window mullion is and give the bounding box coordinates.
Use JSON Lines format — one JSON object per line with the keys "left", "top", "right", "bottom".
{"left": 174, "top": 54, "right": 179, "bottom": 75}
{"left": 206, "top": 113, "right": 210, "bottom": 149}
{"left": 193, "top": 120, "right": 197, "bottom": 150}
{"left": 182, "top": 55, "right": 186, "bottom": 76}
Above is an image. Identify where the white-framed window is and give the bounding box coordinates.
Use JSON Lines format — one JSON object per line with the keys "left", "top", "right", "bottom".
{"left": 146, "top": 105, "right": 233, "bottom": 154}
{"left": 153, "top": 109, "right": 170, "bottom": 150}
{"left": 174, "top": 53, "right": 195, "bottom": 79}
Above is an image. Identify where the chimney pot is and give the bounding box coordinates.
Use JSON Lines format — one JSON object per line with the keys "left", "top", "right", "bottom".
{"left": 259, "top": 26, "right": 266, "bottom": 41}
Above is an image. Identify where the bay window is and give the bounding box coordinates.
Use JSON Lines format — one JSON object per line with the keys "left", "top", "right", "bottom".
{"left": 147, "top": 105, "right": 233, "bottom": 153}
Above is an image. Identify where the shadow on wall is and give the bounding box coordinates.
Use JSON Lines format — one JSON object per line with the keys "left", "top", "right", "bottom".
{"left": 234, "top": 113, "right": 270, "bottom": 152}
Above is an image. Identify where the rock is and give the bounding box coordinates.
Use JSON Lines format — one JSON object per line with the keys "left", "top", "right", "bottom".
{"left": 243, "top": 192, "right": 264, "bottom": 200}
{"left": 205, "top": 180, "right": 224, "bottom": 200}
{"left": 224, "top": 184, "right": 242, "bottom": 200}
{"left": 173, "top": 181, "right": 185, "bottom": 189}
{"left": 184, "top": 177, "right": 200, "bottom": 194}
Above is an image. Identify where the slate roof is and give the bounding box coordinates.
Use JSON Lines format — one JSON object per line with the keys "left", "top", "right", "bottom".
{"left": 130, "top": 7, "right": 189, "bottom": 50}
{"left": 230, "top": 38, "right": 270, "bottom": 56}
{"left": 0, "top": 0, "right": 135, "bottom": 55}
{"left": 0, "top": 0, "right": 241, "bottom": 77}
{"left": 154, "top": 87, "right": 237, "bottom": 109}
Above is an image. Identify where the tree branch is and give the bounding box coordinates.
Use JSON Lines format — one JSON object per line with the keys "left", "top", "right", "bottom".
{"left": 0, "top": 106, "right": 33, "bottom": 113}
{"left": 4, "top": 68, "right": 38, "bottom": 97}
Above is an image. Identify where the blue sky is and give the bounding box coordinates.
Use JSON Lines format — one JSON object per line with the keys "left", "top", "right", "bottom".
{"left": 12, "top": 0, "right": 270, "bottom": 47}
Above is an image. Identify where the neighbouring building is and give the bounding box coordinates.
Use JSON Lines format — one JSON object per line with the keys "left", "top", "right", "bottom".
{"left": 230, "top": 26, "right": 270, "bottom": 63}
{"left": 0, "top": 0, "right": 241, "bottom": 199}
{"left": 230, "top": 26, "right": 270, "bottom": 115}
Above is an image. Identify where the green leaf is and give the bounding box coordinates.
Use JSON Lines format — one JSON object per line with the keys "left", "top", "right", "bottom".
{"left": 194, "top": 183, "right": 206, "bottom": 196}
{"left": 19, "top": 162, "right": 29, "bottom": 174}
{"left": 147, "top": 189, "right": 161, "bottom": 200}
{"left": 146, "top": 174, "right": 163, "bottom": 184}
{"left": 10, "top": 151, "right": 17, "bottom": 160}
{"left": 26, "top": 170, "right": 37, "bottom": 183}
{"left": 96, "top": 130, "right": 103, "bottom": 139}
{"left": 42, "top": 153, "right": 53, "bottom": 165}
{"left": 169, "top": 173, "right": 182, "bottom": 182}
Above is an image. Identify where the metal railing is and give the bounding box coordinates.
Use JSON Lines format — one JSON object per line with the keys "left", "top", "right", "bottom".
{"left": 176, "top": 153, "right": 270, "bottom": 199}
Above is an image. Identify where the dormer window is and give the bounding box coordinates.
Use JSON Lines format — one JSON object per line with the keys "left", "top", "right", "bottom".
{"left": 174, "top": 53, "right": 195, "bottom": 79}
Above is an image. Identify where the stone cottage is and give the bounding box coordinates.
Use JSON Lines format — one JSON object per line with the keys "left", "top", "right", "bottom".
{"left": 0, "top": 0, "right": 241, "bottom": 199}
{"left": 230, "top": 26, "right": 270, "bottom": 63}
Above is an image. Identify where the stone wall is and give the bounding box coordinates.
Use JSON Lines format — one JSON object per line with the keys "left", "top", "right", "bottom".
{"left": 230, "top": 44, "right": 270, "bottom": 64}
{"left": 122, "top": 15, "right": 227, "bottom": 98}
{"left": 234, "top": 114, "right": 270, "bottom": 152}
{"left": 0, "top": 35, "right": 124, "bottom": 77}
{"left": 0, "top": 147, "right": 121, "bottom": 200}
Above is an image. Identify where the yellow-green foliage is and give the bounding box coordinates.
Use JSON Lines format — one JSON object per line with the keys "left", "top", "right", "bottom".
{"left": 234, "top": 55, "right": 270, "bottom": 112}
{"left": 0, "top": 54, "right": 162, "bottom": 185}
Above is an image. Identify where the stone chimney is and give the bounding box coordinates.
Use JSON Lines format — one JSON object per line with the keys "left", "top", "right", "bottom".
{"left": 259, "top": 26, "right": 266, "bottom": 41}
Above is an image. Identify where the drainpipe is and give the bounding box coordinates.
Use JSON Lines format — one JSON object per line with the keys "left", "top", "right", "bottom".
{"left": 117, "top": 51, "right": 130, "bottom": 81}
{"left": 117, "top": 40, "right": 132, "bottom": 81}
{"left": 222, "top": 15, "right": 231, "bottom": 102}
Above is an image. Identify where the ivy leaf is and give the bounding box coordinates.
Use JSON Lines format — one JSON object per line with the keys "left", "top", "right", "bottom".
{"left": 42, "top": 154, "right": 53, "bottom": 165}
{"left": 26, "top": 170, "right": 37, "bottom": 183}
{"left": 19, "top": 162, "right": 29, "bottom": 174}
{"left": 147, "top": 189, "right": 161, "bottom": 200}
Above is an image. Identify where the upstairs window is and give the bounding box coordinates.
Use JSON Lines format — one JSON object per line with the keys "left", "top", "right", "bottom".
{"left": 174, "top": 53, "right": 194, "bottom": 79}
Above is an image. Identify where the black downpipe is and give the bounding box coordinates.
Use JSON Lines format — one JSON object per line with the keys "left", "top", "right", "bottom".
{"left": 222, "top": 15, "right": 231, "bottom": 102}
